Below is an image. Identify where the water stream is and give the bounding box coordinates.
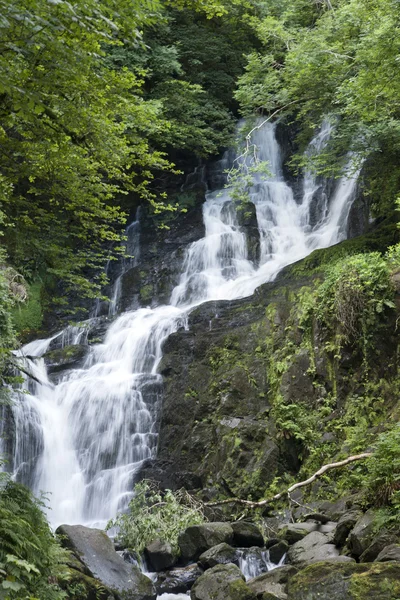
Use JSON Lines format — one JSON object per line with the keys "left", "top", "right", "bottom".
{"left": 3, "top": 121, "right": 360, "bottom": 528}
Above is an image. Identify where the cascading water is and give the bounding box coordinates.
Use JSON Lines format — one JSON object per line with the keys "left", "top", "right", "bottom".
{"left": 3, "top": 121, "right": 360, "bottom": 528}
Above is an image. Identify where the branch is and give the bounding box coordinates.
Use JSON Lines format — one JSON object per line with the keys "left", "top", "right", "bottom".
{"left": 204, "top": 453, "right": 373, "bottom": 508}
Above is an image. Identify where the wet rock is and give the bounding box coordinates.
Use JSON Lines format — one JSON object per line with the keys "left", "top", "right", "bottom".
{"left": 144, "top": 539, "right": 177, "bottom": 572}
{"left": 231, "top": 522, "right": 264, "bottom": 548}
{"left": 198, "top": 543, "right": 238, "bottom": 569}
{"left": 179, "top": 522, "right": 234, "bottom": 562}
{"left": 247, "top": 565, "right": 297, "bottom": 599}
{"left": 287, "top": 532, "right": 339, "bottom": 565}
{"left": 360, "top": 530, "right": 399, "bottom": 562}
{"left": 287, "top": 561, "right": 400, "bottom": 600}
{"left": 347, "top": 509, "right": 376, "bottom": 557}
{"left": 44, "top": 344, "right": 89, "bottom": 374}
{"left": 56, "top": 524, "right": 155, "bottom": 600}
{"left": 190, "top": 563, "right": 256, "bottom": 600}
{"left": 156, "top": 563, "right": 203, "bottom": 594}
{"left": 333, "top": 510, "right": 363, "bottom": 547}
{"left": 375, "top": 544, "right": 400, "bottom": 562}
{"left": 269, "top": 541, "right": 289, "bottom": 564}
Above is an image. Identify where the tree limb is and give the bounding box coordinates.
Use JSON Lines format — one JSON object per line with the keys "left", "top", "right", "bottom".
{"left": 204, "top": 453, "right": 373, "bottom": 508}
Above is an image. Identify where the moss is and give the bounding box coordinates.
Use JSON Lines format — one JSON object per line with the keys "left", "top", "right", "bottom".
{"left": 139, "top": 284, "right": 153, "bottom": 302}
{"left": 288, "top": 561, "right": 400, "bottom": 600}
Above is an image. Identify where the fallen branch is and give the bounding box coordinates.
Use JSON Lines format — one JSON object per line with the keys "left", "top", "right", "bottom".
{"left": 205, "top": 453, "right": 373, "bottom": 508}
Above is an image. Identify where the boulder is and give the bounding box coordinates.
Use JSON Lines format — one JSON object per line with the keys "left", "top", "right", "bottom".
{"left": 269, "top": 541, "right": 289, "bottom": 564}
{"left": 247, "top": 566, "right": 297, "bottom": 599}
{"left": 287, "top": 561, "right": 400, "bottom": 599}
{"left": 198, "top": 543, "right": 238, "bottom": 569}
{"left": 279, "top": 523, "right": 318, "bottom": 545}
{"left": 375, "top": 544, "right": 400, "bottom": 563}
{"left": 144, "top": 539, "right": 177, "bottom": 572}
{"left": 347, "top": 509, "right": 376, "bottom": 557}
{"left": 231, "top": 522, "right": 264, "bottom": 548}
{"left": 179, "top": 522, "right": 234, "bottom": 561}
{"left": 190, "top": 563, "right": 256, "bottom": 600}
{"left": 56, "top": 524, "right": 155, "bottom": 600}
{"left": 287, "top": 532, "right": 339, "bottom": 565}
{"left": 333, "top": 510, "right": 363, "bottom": 548}
{"left": 156, "top": 564, "right": 203, "bottom": 594}
{"left": 360, "top": 530, "right": 399, "bottom": 563}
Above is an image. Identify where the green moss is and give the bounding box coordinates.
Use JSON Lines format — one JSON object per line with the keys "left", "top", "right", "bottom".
{"left": 139, "top": 284, "right": 153, "bottom": 302}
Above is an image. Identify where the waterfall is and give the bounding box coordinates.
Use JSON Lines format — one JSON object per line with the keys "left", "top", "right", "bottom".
{"left": 3, "top": 121, "right": 360, "bottom": 528}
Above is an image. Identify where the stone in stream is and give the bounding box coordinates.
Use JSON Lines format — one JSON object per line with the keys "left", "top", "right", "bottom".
{"left": 178, "top": 522, "right": 234, "bottom": 561}
{"left": 231, "top": 522, "right": 264, "bottom": 548}
{"left": 155, "top": 563, "right": 204, "bottom": 595}
{"left": 190, "top": 563, "right": 256, "bottom": 600}
{"left": 56, "top": 524, "right": 156, "bottom": 600}
{"left": 144, "top": 539, "right": 177, "bottom": 572}
{"left": 268, "top": 541, "right": 289, "bottom": 564}
{"left": 198, "top": 543, "right": 239, "bottom": 569}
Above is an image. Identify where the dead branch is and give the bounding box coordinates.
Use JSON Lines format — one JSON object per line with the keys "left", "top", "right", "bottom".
{"left": 204, "top": 453, "right": 373, "bottom": 508}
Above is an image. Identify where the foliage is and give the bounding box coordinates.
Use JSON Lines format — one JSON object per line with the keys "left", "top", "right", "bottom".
{"left": 0, "top": 0, "right": 257, "bottom": 305}
{"left": 314, "top": 253, "right": 394, "bottom": 347}
{"left": 108, "top": 480, "right": 205, "bottom": 556}
{"left": 0, "top": 477, "right": 69, "bottom": 599}
{"left": 235, "top": 0, "right": 400, "bottom": 217}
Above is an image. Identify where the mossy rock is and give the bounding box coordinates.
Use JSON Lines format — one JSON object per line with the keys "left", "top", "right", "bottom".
{"left": 44, "top": 344, "right": 88, "bottom": 373}
{"left": 63, "top": 567, "right": 115, "bottom": 600}
{"left": 287, "top": 561, "right": 400, "bottom": 599}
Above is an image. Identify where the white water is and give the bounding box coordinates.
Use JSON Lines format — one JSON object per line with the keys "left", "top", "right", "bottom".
{"left": 4, "top": 121, "right": 360, "bottom": 527}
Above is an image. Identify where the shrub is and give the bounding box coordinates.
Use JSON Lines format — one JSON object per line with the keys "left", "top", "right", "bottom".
{"left": 107, "top": 480, "right": 205, "bottom": 555}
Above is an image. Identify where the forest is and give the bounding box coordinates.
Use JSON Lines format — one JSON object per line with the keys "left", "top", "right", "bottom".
{"left": 1, "top": 0, "right": 400, "bottom": 598}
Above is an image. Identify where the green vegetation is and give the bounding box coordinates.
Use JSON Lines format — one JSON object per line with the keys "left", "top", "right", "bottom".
{"left": 0, "top": 477, "right": 68, "bottom": 599}
{"left": 107, "top": 480, "right": 205, "bottom": 555}
{"left": 236, "top": 0, "right": 400, "bottom": 220}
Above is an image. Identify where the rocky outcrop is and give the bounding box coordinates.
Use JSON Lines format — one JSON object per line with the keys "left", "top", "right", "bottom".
{"left": 57, "top": 524, "right": 156, "bottom": 600}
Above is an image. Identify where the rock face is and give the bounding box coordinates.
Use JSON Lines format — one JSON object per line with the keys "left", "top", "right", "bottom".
{"left": 190, "top": 563, "right": 256, "bottom": 600}
{"left": 287, "top": 561, "right": 400, "bottom": 600}
{"left": 144, "top": 539, "right": 177, "bottom": 572}
{"left": 57, "top": 524, "right": 156, "bottom": 600}
{"left": 179, "top": 522, "right": 234, "bottom": 561}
